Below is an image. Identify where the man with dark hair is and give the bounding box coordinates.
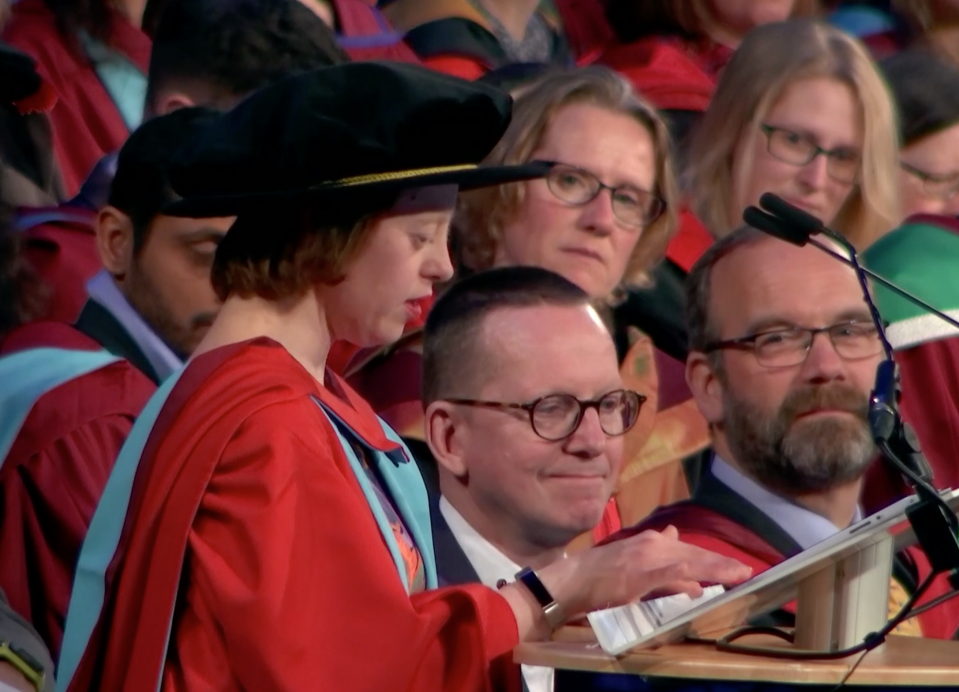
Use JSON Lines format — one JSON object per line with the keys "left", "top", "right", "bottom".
{"left": 0, "top": 110, "right": 222, "bottom": 657}
{"left": 15, "top": 0, "right": 349, "bottom": 326}
{"left": 423, "top": 266, "right": 644, "bottom": 692}
{"left": 144, "top": 0, "right": 348, "bottom": 118}
{"left": 78, "top": 108, "right": 234, "bottom": 382}
{"left": 620, "top": 226, "right": 959, "bottom": 639}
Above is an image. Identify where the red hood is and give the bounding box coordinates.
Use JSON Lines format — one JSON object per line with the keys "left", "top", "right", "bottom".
{"left": 599, "top": 37, "right": 715, "bottom": 112}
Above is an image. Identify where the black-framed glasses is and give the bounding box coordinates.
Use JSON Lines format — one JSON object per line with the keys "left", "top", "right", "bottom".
{"left": 445, "top": 389, "right": 646, "bottom": 441}
{"left": 900, "top": 161, "right": 959, "bottom": 200}
{"left": 703, "top": 320, "right": 881, "bottom": 368}
{"left": 759, "top": 124, "right": 861, "bottom": 184}
{"left": 544, "top": 163, "right": 665, "bottom": 228}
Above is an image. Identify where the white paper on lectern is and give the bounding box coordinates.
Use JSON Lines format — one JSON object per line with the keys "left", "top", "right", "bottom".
{"left": 589, "top": 488, "right": 959, "bottom": 656}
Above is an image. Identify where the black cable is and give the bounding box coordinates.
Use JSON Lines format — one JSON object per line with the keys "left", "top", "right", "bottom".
{"left": 877, "top": 439, "right": 959, "bottom": 536}
{"left": 828, "top": 649, "right": 870, "bottom": 691}
{"left": 903, "top": 585, "right": 959, "bottom": 620}
{"left": 684, "top": 569, "right": 936, "bottom": 661}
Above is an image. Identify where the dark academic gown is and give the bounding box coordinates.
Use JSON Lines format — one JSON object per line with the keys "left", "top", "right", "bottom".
{"left": 614, "top": 467, "right": 959, "bottom": 640}
{"left": 1, "top": 0, "right": 150, "bottom": 196}
{"left": 74, "top": 298, "right": 161, "bottom": 384}
{"left": 0, "top": 321, "right": 154, "bottom": 658}
{"left": 63, "top": 339, "right": 521, "bottom": 692}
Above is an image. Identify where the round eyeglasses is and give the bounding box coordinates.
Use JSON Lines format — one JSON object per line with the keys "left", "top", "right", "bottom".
{"left": 445, "top": 389, "right": 645, "bottom": 442}
{"left": 703, "top": 321, "right": 882, "bottom": 368}
{"left": 759, "top": 124, "right": 861, "bottom": 184}
{"left": 900, "top": 161, "right": 959, "bottom": 201}
{"left": 544, "top": 163, "right": 665, "bottom": 228}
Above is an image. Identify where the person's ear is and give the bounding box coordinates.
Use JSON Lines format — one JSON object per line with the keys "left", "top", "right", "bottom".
{"left": 151, "top": 91, "right": 197, "bottom": 117}
{"left": 95, "top": 206, "right": 136, "bottom": 278}
{"left": 425, "top": 401, "right": 468, "bottom": 479}
{"left": 687, "top": 351, "right": 724, "bottom": 424}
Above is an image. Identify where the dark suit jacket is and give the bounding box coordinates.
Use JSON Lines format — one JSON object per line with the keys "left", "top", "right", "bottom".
{"left": 428, "top": 493, "right": 481, "bottom": 588}
{"left": 75, "top": 299, "right": 160, "bottom": 384}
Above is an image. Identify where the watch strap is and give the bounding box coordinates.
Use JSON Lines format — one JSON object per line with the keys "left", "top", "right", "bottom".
{"left": 515, "top": 566, "right": 565, "bottom": 630}
{"left": 0, "top": 642, "right": 45, "bottom": 692}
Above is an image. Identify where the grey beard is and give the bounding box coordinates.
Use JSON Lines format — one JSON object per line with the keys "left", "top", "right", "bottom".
{"left": 722, "top": 384, "right": 876, "bottom": 495}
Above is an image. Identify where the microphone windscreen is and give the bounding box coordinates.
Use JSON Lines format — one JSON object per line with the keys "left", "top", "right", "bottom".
{"left": 759, "top": 193, "right": 824, "bottom": 237}
{"left": 743, "top": 206, "right": 808, "bottom": 246}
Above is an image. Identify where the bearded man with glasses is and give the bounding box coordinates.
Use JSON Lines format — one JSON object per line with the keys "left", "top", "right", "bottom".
{"left": 613, "top": 225, "right": 959, "bottom": 640}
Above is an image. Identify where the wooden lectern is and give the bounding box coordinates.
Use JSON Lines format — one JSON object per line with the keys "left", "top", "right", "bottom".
{"left": 515, "top": 491, "right": 959, "bottom": 690}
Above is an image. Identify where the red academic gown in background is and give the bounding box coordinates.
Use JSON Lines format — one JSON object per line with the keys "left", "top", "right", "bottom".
{"left": 1, "top": 0, "right": 151, "bottom": 197}
{"left": 0, "top": 321, "right": 154, "bottom": 658}
{"left": 71, "top": 338, "right": 520, "bottom": 692}
{"left": 17, "top": 204, "right": 100, "bottom": 324}
{"left": 613, "top": 481, "right": 959, "bottom": 640}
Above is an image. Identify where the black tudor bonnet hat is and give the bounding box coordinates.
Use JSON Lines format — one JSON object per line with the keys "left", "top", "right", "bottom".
{"left": 164, "top": 61, "right": 553, "bottom": 217}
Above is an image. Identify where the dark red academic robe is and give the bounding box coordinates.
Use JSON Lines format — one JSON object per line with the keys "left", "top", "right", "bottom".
{"left": 1, "top": 0, "right": 150, "bottom": 197}
{"left": 0, "top": 321, "right": 154, "bottom": 658}
{"left": 616, "top": 478, "right": 959, "bottom": 640}
{"left": 17, "top": 205, "right": 100, "bottom": 324}
{"left": 70, "top": 339, "right": 520, "bottom": 692}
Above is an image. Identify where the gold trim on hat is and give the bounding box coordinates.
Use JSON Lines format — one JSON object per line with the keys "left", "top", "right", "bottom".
{"left": 322, "top": 164, "right": 479, "bottom": 188}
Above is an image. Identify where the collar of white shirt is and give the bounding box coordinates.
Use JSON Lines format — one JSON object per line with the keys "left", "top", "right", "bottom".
{"left": 710, "top": 454, "right": 863, "bottom": 551}
{"left": 439, "top": 496, "right": 558, "bottom": 692}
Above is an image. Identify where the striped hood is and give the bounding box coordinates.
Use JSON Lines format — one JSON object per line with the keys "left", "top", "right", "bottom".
{"left": 863, "top": 214, "right": 959, "bottom": 350}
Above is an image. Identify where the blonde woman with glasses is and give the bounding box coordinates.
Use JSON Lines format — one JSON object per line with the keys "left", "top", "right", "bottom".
{"left": 685, "top": 18, "right": 900, "bottom": 249}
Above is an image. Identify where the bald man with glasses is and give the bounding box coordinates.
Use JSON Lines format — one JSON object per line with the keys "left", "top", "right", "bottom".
{"left": 617, "top": 225, "right": 959, "bottom": 640}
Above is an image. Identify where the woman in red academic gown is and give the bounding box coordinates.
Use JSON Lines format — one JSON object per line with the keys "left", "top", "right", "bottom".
{"left": 58, "top": 62, "right": 751, "bottom": 692}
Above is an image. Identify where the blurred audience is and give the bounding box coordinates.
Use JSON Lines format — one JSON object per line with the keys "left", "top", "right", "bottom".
{"left": 2, "top": 0, "right": 151, "bottom": 197}
{"left": 686, "top": 19, "right": 900, "bottom": 249}
{"left": 894, "top": 0, "right": 959, "bottom": 66}
{"left": 601, "top": 0, "right": 819, "bottom": 161}
{"left": 15, "top": 0, "right": 348, "bottom": 326}
{"left": 299, "top": 0, "right": 421, "bottom": 62}
{"left": 382, "top": 0, "right": 574, "bottom": 80}
{"left": 423, "top": 266, "right": 641, "bottom": 692}
{"left": 881, "top": 48, "right": 959, "bottom": 220}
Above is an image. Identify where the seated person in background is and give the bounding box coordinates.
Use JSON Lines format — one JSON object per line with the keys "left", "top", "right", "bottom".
{"left": 78, "top": 109, "right": 235, "bottom": 384}
{"left": 861, "top": 215, "right": 959, "bottom": 515}
{"left": 16, "top": 0, "right": 347, "bottom": 326}
{"left": 1, "top": 0, "right": 151, "bottom": 197}
{"left": 0, "top": 587, "right": 52, "bottom": 692}
{"left": 348, "top": 67, "right": 705, "bottom": 536}
{"left": 297, "top": 0, "right": 421, "bottom": 62}
{"left": 600, "top": 0, "right": 818, "bottom": 164}
{"left": 423, "top": 266, "right": 643, "bottom": 692}
{"left": 894, "top": 0, "right": 959, "bottom": 68}
{"left": 625, "top": 225, "right": 959, "bottom": 639}
{"left": 685, "top": 19, "right": 900, "bottom": 250}
{"left": 382, "top": 0, "right": 575, "bottom": 80}
{"left": 881, "top": 48, "right": 959, "bottom": 221}
{"left": 0, "top": 110, "right": 225, "bottom": 658}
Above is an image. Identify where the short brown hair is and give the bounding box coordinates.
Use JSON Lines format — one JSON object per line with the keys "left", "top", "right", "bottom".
{"left": 210, "top": 205, "right": 377, "bottom": 302}
{"left": 455, "top": 66, "right": 679, "bottom": 298}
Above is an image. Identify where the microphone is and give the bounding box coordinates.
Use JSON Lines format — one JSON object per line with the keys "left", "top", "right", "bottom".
{"left": 743, "top": 195, "right": 959, "bottom": 576}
